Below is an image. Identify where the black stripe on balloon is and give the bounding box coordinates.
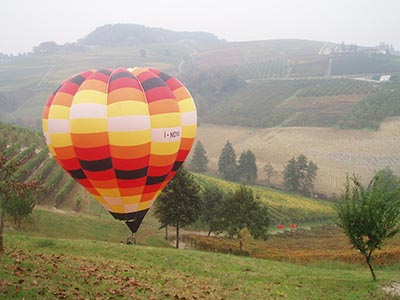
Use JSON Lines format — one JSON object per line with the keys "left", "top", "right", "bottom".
{"left": 157, "top": 72, "right": 172, "bottom": 82}
{"left": 141, "top": 77, "right": 167, "bottom": 91}
{"left": 110, "top": 209, "right": 149, "bottom": 233}
{"left": 145, "top": 174, "right": 168, "bottom": 185}
{"left": 69, "top": 169, "right": 87, "bottom": 179}
{"left": 110, "top": 71, "right": 136, "bottom": 82}
{"left": 110, "top": 209, "right": 149, "bottom": 221}
{"left": 171, "top": 161, "right": 183, "bottom": 172}
{"left": 115, "top": 167, "right": 148, "bottom": 180}
{"left": 69, "top": 75, "right": 86, "bottom": 85}
{"left": 98, "top": 69, "right": 112, "bottom": 76}
{"left": 79, "top": 158, "right": 113, "bottom": 172}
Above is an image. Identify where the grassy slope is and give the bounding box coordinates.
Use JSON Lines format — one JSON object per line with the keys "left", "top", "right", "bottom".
{"left": 1, "top": 233, "right": 399, "bottom": 300}
{"left": 194, "top": 173, "right": 335, "bottom": 224}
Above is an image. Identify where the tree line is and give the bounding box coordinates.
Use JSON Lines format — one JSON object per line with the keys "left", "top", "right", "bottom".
{"left": 190, "top": 140, "right": 318, "bottom": 196}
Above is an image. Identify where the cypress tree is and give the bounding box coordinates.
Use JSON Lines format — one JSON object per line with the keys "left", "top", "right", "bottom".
{"left": 189, "top": 141, "right": 209, "bottom": 173}
{"left": 218, "top": 141, "right": 238, "bottom": 181}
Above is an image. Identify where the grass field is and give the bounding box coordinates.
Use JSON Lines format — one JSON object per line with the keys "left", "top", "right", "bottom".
{"left": 1, "top": 232, "right": 400, "bottom": 300}
{"left": 195, "top": 118, "right": 400, "bottom": 197}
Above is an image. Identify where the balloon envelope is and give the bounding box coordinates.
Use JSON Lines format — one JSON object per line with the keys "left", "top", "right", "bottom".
{"left": 42, "top": 67, "right": 197, "bottom": 232}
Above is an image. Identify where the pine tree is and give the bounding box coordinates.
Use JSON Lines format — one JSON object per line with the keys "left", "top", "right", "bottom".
{"left": 283, "top": 155, "right": 318, "bottom": 195}
{"left": 303, "top": 161, "right": 318, "bottom": 196}
{"left": 283, "top": 157, "right": 299, "bottom": 191}
{"left": 263, "top": 162, "right": 276, "bottom": 186}
{"left": 189, "top": 141, "right": 208, "bottom": 173}
{"left": 238, "top": 150, "right": 257, "bottom": 184}
{"left": 218, "top": 141, "right": 238, "bottom": 181}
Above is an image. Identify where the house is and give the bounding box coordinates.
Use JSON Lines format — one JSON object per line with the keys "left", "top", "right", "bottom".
{"left": 379, "top": 75, "right": 391, "bottom": 82}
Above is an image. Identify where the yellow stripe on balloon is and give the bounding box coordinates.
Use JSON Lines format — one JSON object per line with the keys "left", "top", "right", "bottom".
{"left": 48, "top": 105, "right": 70, "bottom": 119}
{"left": 107, "top": 101, "right": 149, "bottom": 117}
{"left": 70, "top": 118, "right": 107, "bottom": 133}
{"left": 178, "top": 98, "right": 196, "bottom": 112}
{"left": 151, "top": 113, "right": 181, "bottom": 128}
{"left": 181, "top": 125, "right": 197, "bottom": 138}
{"left": 72, "top": 90, "right": 107, "bottom": 104}
{"left": 151, "top": 141, "right": 180, "bottom": 155}
{"left": 108, "top": 130, "right": 151, "bottom": 146}
{"left": 49, "top": 133, "right": 73, "bottom": 147}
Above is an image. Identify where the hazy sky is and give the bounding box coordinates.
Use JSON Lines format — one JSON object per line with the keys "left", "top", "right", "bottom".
{"left": 1, "top": 0, "right": 399, "bottom": 54}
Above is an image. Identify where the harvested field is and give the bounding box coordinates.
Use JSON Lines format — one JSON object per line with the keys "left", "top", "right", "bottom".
{"left": 195, "top": 118, "right": 400, "bottom": 196}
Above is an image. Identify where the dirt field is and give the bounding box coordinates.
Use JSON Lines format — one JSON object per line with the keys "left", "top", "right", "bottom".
{"left": 195, "top": 118, "right": 400, "bottom": 197}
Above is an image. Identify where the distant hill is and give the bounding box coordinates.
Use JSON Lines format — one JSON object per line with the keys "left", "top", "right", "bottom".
{"left": 1, "top": 24, "right": 400, "bottom": 130}
{"left": 80, "top": 23, "right": 221, "bottom": 46}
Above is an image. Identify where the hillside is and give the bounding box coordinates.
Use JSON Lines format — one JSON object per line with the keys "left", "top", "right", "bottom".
{"left": 194, "top": 174, "right": 334, "bottom": 224}
{"left": 0, "top": 122, "right": 333, "bottom": 226}
{"left": 1, "top": 25, "right": 400, "bottom": 129}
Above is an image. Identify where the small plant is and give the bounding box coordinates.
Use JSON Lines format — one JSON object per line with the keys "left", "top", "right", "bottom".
{"left": 75, "top": 193, "right": 82, "bottom": 212}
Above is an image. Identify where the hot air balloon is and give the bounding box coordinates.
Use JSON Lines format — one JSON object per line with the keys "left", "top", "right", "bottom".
{"left": 42, "top": 67, "right": 197, "bottom": 233}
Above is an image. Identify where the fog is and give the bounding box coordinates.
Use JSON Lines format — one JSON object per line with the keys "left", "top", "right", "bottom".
{"left": 1, "top": 0, "right": 399, "bottom": 54}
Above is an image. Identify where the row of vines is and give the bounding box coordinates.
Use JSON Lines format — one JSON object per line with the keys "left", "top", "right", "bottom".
{"left": 0, "top": 121, "right": 77, "bottom": 207}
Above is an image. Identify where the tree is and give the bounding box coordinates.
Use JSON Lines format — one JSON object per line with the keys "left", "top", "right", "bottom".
{"left": 5, "top": 192, "right": 35, "bottom": 228}
{"left": 283, "top": 155, "right": 318, "bottom": 196}
{"left": 303, "top": 161, "right": 318, "bottom": 196}
{"left": 335, "top": 169, "right": 400, "bottom": 280}
{"left": 0, "top": 153, "right": 38, "bottom": 253}
{"left": 238, "top": 150, "right": 257, "bottom": 184}
{"left": 283, "top": 157, "right": 299, "bottom": 191}
{"left": 223, "top": 186, "right": 269, "bottom": 251}
{"left": 33, "top": 41, "right": 60, "bottom": 54}
{"left": 189, "top": 141, "right": 209, "bottom": 173}
{"left": 154, "top": 167, "right": 202, "bottom": 248}
{"left": 218, "top": 141, "right": 238, "bottom": 181}
{"left": 201, "top": 186, "right": 226, "bottom": 236}
{"left": 263, "top": 162, "right": 276, "bottom": 186}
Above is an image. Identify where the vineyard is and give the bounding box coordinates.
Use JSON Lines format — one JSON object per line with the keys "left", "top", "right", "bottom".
{"left": 331, "top": 53, "right": 400, "bottom": 75}
{"left": 188, "top": 225, "right": 400, "bottom": 266}
{"left": 296, "top": 78, "right": 374, "bottom": 97}
{"left": 199, "top": 78, "right": 378, "bottom": 128}
{"left": 0, "top": 122, "right": 80, "bottom": 209}
{"left": 232, "top": 58, "right": 292, "bottom": 79}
